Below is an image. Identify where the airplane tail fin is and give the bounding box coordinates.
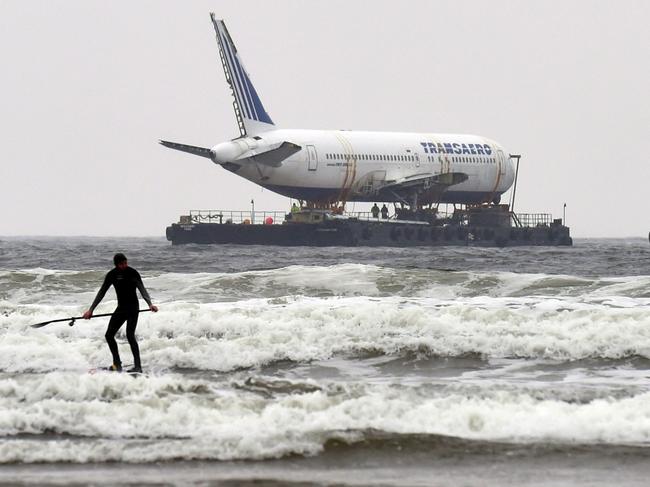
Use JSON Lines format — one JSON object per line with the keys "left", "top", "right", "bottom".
{"left": 211, "top": 15, "right": 275, "bottom": 137}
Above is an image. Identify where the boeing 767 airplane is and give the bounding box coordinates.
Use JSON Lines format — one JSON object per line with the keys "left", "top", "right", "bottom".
{"left": 161, "top": 15, "right": 515, "bottom": 208}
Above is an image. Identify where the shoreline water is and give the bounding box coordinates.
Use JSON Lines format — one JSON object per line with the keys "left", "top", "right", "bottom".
{"left": 3, "top": 439, "right": 650, "bottom": 486}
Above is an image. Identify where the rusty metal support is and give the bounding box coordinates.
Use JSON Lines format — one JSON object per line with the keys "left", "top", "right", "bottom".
{"left": 509, "top": 154, "right": 521, "bottom": 212}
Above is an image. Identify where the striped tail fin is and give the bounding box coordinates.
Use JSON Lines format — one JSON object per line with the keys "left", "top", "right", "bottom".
{"left": 211, "top": 15, "right": 275, "bottom": 137}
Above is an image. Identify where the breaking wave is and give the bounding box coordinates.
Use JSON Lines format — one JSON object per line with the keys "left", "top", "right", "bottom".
{"left": 1, "top": 374, "right": 650, "bottom": 463}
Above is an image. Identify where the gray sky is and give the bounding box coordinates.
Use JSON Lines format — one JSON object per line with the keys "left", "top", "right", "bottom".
{"left": 1, "top": 0, "right": 648, "bottom": 238}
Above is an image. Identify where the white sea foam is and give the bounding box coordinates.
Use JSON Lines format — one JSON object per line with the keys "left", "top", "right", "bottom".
{"left": 1, "top": 375, "right": 650, "bottom": 463}
{"left": 3, "top": 291, "right": 650, "bottom": 376}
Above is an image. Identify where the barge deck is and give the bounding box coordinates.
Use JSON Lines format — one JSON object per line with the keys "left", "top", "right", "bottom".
{"left": 166, "top": 205, "right": 572, "bottom": 247}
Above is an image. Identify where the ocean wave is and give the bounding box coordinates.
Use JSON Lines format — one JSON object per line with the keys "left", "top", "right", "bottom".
{"left": 2, "top": 265, "right": 650, "bottom": 306}
{"left": 2, "top": 292, "right": 650, "bottom": 374}
{"left": 1, "top": 376, "right": 649, "bottom": 463}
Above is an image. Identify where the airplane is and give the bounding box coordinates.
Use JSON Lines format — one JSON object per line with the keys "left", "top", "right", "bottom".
{"left": 161, "top": 14, "right": 516, "bottom": 209}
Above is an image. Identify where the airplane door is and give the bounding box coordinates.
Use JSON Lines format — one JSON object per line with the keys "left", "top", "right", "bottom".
{"left": 439, "top": 155, "right": 450, "bottom": 174}
{"left": 307, "top": 145, "right": 318, "bottom": 171}
{"left": 497, "top": 149, "right": 506, "bottom": 177}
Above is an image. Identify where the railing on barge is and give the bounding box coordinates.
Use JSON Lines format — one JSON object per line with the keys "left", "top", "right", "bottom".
{"left": 180, "top": 209, "right": 560, "bottom": 228}
{"left": 510, "top": 213, "right": 556, "bottom": 228}
{"left": 185, "top": 210, "right": 287, "bottom": 225}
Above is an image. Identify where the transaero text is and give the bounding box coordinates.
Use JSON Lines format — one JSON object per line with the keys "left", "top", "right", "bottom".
{"left": 420, "top": 142, "right": 493, "bottom": 155}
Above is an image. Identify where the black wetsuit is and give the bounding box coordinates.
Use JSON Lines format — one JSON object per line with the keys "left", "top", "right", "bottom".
{"left": 89, "top": 266, "right": 152, "bottom": 369}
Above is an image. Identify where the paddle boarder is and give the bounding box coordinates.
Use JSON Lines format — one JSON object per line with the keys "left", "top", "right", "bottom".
{"left": 83, "top": 253, "right": 158, "bottom": 373}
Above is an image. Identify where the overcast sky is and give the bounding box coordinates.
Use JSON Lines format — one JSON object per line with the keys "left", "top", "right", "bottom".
{"left": 1, "top": 0, "right": 648, "bottom": 237}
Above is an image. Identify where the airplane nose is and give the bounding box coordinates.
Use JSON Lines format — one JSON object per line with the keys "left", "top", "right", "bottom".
{"left": 210, "top": 141, "right": 243, "bottom": 164}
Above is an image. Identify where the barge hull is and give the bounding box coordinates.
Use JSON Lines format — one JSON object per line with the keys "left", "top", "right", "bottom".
{"left": 166, "top": 220, "right": 572, "bottom": 247}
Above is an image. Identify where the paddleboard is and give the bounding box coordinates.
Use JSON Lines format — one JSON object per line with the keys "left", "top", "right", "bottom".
{"left": 87, "top": 365, "right": 144, "bottom": 376}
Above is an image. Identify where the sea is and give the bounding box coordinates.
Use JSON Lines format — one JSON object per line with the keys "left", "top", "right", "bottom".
{"left": 1, "top": 237, "right": 649, "bottom": 486}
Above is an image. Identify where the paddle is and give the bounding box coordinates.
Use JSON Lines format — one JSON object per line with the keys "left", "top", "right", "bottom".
{"left": 30, "top": 309, "right": 152, "bottom": 328}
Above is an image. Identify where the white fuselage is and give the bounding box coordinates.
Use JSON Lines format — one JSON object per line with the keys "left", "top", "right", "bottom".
{"left": 212, "top": 129, "right": 515, "bottom": 205}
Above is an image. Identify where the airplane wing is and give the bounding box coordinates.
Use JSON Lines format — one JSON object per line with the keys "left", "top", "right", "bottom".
{"left": 382, "top": 172, "right": 468, "bottom": 192}
{"left": 235, "top": 141, "right": 302, "bottom": 167}
{"left": 375, "top": 172, "right": 469, "bottom": 203}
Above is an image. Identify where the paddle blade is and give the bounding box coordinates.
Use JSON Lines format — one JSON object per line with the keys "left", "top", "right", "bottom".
{"left": 30, "top": 321, "right": 54, "bottom": 328}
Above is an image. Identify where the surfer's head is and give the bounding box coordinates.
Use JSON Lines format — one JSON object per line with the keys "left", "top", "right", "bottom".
{"left": 113, "top": 253, "right": 127, "bottom": 269}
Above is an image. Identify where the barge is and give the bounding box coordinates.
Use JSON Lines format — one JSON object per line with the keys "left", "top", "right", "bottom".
{"left": 166, "top": 205, "right": 572, "bottom": 247}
